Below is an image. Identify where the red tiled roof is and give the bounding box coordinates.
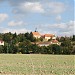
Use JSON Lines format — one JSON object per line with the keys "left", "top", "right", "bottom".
{"left": 0, "top": 40, "right": 4, "bottom": 43}
{"left": 31, "top": 39, "right": 60, "bottom": 46}
{"left": 32, "top": 32, "right": 41, "bottom": 36}
{"left": 37, "top": 40, "right": 59, "bottom": 45}
{"left": 38, "top": 42, "right": 51, "bottom": 44}
{"left": 51, "top": 40, "right": 58, "bottom": 43}
{"left": 44, "top": 34, "right": 54, "bottom": 37}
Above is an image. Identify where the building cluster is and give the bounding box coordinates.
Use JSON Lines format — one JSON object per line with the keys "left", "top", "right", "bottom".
{"left": 32, "top": 31, "right": 61, "bottom": 46}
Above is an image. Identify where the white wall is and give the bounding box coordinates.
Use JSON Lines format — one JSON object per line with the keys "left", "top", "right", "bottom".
{"left": 0, "top": 41, "right": 4, "bottom": 46}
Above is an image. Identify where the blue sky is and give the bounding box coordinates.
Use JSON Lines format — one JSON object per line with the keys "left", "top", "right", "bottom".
{"left": 0, "top": 0, "right": 74, "bottom": 36}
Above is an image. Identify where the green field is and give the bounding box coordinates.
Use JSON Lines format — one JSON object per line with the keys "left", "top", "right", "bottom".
{"left": 0, "top": 54, "right": 75, "bottom": 75}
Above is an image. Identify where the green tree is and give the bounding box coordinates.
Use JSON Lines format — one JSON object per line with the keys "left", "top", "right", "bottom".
{"left": 40, "top": 46, "right": 49, "bottom": 54}
{"left": 51, "top": 44, "right": 61, "bottom": 54}
{"left": 61, "top": 47, "right": 70, "bottom": 54}
{"left": 30, "top": 44, "right": 40, "bottom": 53}
{"left": 61, "top": 40, "right": 71, "bottom": 47}
{"left": 13, "top": 32, "right": 17, "bottom": 39}
{"left": 72, "top": 35, "right": 75, "bottom": 41}
{"left": 18, "top": 33, "right": 26, "bottom": 42}
{"left": 3, "top": 32, "right": 13, "bottom": 43}
{"left": 19, "top": 40, "right": 31, "bottom": 54}
{"left": 59, "top": 37, "right": 65, "bottom": 42}
{"left": 0, "top": 45, "right": 3, "bottom": 53}
{"left": 25, "top": 32, "right": 30, "bottom": 40}
{"left": 0, "top": 33, "right": 3, "bottom": 40}
{"left": 71, "top": 46, "right": 75, "bottom": 54}
{"left": 12, "top": 45, "right": 19, "bottom": 54}
{"left": 29, "top": 32, "right": 36, "bottom": 42}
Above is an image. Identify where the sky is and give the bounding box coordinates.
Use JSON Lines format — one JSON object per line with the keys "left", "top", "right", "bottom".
{"left": 0, "top": 0, "right": 74, "bottom": 36}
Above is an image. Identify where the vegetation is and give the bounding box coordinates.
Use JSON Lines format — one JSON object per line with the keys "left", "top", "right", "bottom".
{"left": 0, "top": 32, "right": 75, "bottom": 54}
{"left": 0, "top": 54, "right": 74, "bottom": 75}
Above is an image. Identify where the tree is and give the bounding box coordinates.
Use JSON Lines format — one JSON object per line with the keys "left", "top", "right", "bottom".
{"left": 3, "top": 32, "right": 13, "bottom": 43}
{"left": 51, "top": 44, "right": 61, "bottom": 54}
{"left": 59, "top": 37, "right": 65, "bottom": 42}
{"left": 30, "top": 44, "right": 40, "bottom": 53}
{"left": 40, "top": 37, "right": 43, "bottom": 42}
{"left": 12, "top": 45, "right": 19, "bottom": 54}
{"left": 25, "top": 32, "right": 30, "bottom": 40}
{"left": 40, "top": 46, "right": 47, "bottom": 54}
{"left": 56, "top": 36, "right": 60, "bottom": 41}
{"left": 13, "top": 32, "right": 17, "bottom": 39}
{"left": 0, "top": 32, "right": 74, "bottom": 54}
{"left": 0, "top": 33, "right": 3, "bottom": 40}
{"left": 29, "top": 32, "right": 36, "bottom": 42}
{"left": 18, "top": 33, "right": 26, "bottom": 42}
{"left": 0, "top": 45, "right": 3, "bottom": 53}
{"left": 72, "top": 35, "right": 75, "bottom": 41}
{"left": 61, "top": 47, "right": 70, "bottom": 54}
{"left": 61, "top": 40, "right": 71, "bottom": 47}
{"left": 47, "top": 45, "right": 53, "bottom": 54}
{"left": 40, "top": 46, "right": 52, "bottom": 54}
{"left": 19, "top": 40, "right": 31, "bottom": 54}
{"left": 71, "top": 46, "right": 75, "bottom": 54}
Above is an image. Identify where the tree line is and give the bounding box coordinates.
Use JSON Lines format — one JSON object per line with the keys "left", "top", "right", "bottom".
{"left": 0, "top": 32, "right": 75, "bottom": 54}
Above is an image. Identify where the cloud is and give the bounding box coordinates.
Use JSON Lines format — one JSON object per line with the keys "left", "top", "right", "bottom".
{"left": 8, "top": 21, "right": 26, "bottom": 26}
{"left": 0, "top": 20, "right": 74, "bottom": 36}
{"left": 12, "top": 2, "right": 44, "bottom": 14}
{"left": 59, "top": 20, "right": 74, "bottom": 32}
{"left": 37, "top": 20, "right": 74, "bottom": 36}
{"left": 0, "top": 27, "right": 31, "bottom": 34}
{"left": 7, "top": 0, "right": 66, "bottom": 15}
{"left": 22, "top": 2, "right": 44, "bottom": 13}
{"left": 0, "top": 0, "right": 69, "bottom": 15}
{"left": 56, "top": 15, "right": 62, "bottom": 22}
{"left": 0, "top": 13, "right": 8, "bottom": 23}
{"left": 0, "top": 0, "right": 73, "bottom": 36}
{"left": 43, "top": 2, "right": 66, "bottom": 15}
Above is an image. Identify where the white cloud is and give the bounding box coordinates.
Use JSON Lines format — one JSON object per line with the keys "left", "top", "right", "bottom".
{"left": 11, "top": 1, "right": 66, "bottom": 15}
{"left": 48, "top": 2, "right": 66, "bottom": 14}
{"left": 24, "top": 2, "right": 44, "bottom": 13}
{"left": 0, "top": 20, "right": 74, "bottom": 36}
{"left": 4, "top": 0, "right": 67, "bottom": 15}
{"left": 12, "top": 1, "right": 45, "bottom": 14}
{"left": 0, "top": 0, "right": 73, "bottom": 36}
{"left": 8, "top": 21, "right": 26, "bottom": 26}
{"left": 37, "top": 20, "right": 74, "bottom": 36}
{"left": 0, "top": 27, "right": 31, "bottom": 34}
{"left": 0, "top": 1, "right": 68, "bottom": 16}
{"left": 56, "top": 15, "right": 62, "bottom": 22}
{"left": 20, "top": 2, "right": 44, "bottom": 13}
{"left": 38, "top": 23, "right": 67, "bottom": 30}
{"left": 0, "top": 13, "right": 8, "bottom": 23}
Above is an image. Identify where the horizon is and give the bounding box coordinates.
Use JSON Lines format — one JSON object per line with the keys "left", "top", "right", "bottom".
{"left": 0, "top": 31, "right": 74, "bottom": 37}
{"left": 0, "top": 0, "right": 74, "bottom": 36}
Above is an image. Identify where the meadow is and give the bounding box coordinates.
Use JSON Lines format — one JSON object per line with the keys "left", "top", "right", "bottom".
{"left": 0, "top": 54, "right": 75, "bottom": 75}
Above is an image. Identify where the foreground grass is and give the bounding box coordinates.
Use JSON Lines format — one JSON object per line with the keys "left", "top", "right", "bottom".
{"left": 0, "top": 54, "right": 75, "bottom": 75}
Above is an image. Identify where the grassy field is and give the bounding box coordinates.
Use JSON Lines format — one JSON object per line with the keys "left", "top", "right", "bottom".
{"left": 0, "top": 54, "right": 75, "bottom": 75}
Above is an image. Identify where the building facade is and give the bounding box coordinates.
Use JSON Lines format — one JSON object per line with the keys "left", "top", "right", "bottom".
{"left": 32, "top": 32, "right": 41, "bottom": 38}
{"left": 0, "top": 40, "right": 4, "bottom": 46}
{"left": 43, "top": 34, "right": 56, "bottom": 41}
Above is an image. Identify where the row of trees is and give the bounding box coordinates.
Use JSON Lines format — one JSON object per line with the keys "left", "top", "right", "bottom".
{"left": 0, "top": 32, "right": 75, "bottom": 54}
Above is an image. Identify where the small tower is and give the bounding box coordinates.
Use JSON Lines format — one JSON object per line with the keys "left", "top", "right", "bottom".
{"left": 35, "top": 28, "right": 37, "bottom": 32}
